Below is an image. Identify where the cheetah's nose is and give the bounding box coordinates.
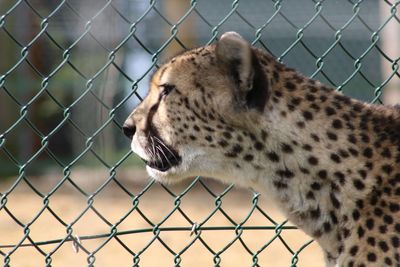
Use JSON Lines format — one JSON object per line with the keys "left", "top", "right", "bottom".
{"left": 122, "top": 120, "right": 136, "bottom": 139}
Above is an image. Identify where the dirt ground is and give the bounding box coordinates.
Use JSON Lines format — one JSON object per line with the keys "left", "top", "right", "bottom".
{"left": 0, "top": 167, "right": 324, "bottom": 266}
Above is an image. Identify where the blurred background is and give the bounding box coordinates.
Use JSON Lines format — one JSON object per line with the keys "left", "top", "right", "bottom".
{"left": 0, "top": 0, "right": 399, "bottom": 266}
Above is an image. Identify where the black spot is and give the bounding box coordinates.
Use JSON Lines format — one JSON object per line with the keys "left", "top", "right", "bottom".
{"left": 310, "top": 207, "right": 321, "bottom": 219}
{"left": 205, "top": 135, "right": 213, "bottom": 142}
{"left": 254, "top": 142, "right": 264, "bottom": 151}
{"left": 273, "top": 180, "right": 287, "bottom": 189}
{"left": 334, "top": 94, "right": 351, "bottom": 104}
{"left": 218, "top": 140, "right": 229, "bottom": 147}
{"left": 308, "top": 156, "right": 319, "bottom": 165}
{"left": 225, "top": 144, "right": 243, "bottom": 158}
{"left": 266, "top": 151, "right": 280, "bottom": 162}
{"left": 356, "top": 199, "right": 364, "bottom": 209}
{"left": 290, "top": 97, "right": 302, "bottom": 106}
{"left": 312, "top": 229, "right": 322, "bottom": 238}
{"left": 306, "top": 191, "right": 315, "bottom": 199}
{"left": 330, "top": 211, "right": 338, "bottom": 224}
{"left": 353, "top": 179, "right": 365, "bottom": 190}
{"left": 391, "top": 236, "right": 399, "bottom": 247}
{"left": 276, "top": 169, "right": 294, "bottom": 178}
{"left": 358, "top": 169, "right": 367, "bottom": 179}
{"left": 365, "top": 161, "right": 373, "bottom": 170}
{"left": 325, "top": 106, "right": 336, "bottom": 116}
{"left": 383, "top": 214, "right": 393, "bottom": 224}
{"left": 225, "top": 126, "right": 235, "bottom": 132}
{"left": 302, "top": 111, "right": 313, "bottom": 120}
{"left": 367, "top": 252, "right": 376, "bottom": 262}
{"left": 287, "top": 104, "right": 296, "bottom": 111}
{"left": 382, "top": 164, "right": 393, "bottom": 174}
{"left": 310, "top": 182, "right": 321, "bottom": 190}
{"left": 318, "top": 170, "right": 327, "bottom": 179}
{"left": 332, "top": 119, "right": 343, "bottom": 129}
{"left": 286, "top": 81, "right": 296, "bottom": 91}
{"left": 381, "top": 147, "right": 392, "bottom": 158}
{"left": 281, "top": 143, "right": 293, "bottom": 153}
{"left": 389, "top": 202, "right": 400, "bottom": 212}
{"left": 352, "top": 210, "right": 360, "bottom": 220}
{"left": 338, "top": 149, "right": 349, "bottom": 158}
{"left": 327, "top": 131, "right": 338, "bottom": 141}
{"left": 296, "top": 121, "right": 305, "bottom": 128}
{"left": 300, "top": 167, "right": 310, "bottom": 174}
{"left": 305, "top": 94, "right": 316, "bottom": 101}
{"left": 330, "top": 182, "right": 339, "bottom": 192}
{"left": 331, "top": 193, "right": 341, "bottom": 209}
{"left": 323, "top": 222, "right": 331, "bottom": 233}
{"left": 223, "top": 131, "right": 232, "bottom": 139}
{"left": 366, "top": 218, "right": 374, "bottom": 230}
{"left": 243, "top": 154, "right": 254, "bottom": 161}
{"left": 224, "top": 152, "right": 238, "bottom": 158}
{"left": 348, "top": 134, "right": 357, "bottom": 144}
{"left": 362, "top": 147, "right": 373, "bottom": 158}
{"left": 394, "top": 223, "right": 400, "bottom": 233}
{"left": 231, "top": 144, "right": 243, "bottom": 154}
{"left": 302, "top": 144, "right": 312, "bottom": 151}
{"left": 334, "top": 171, "right": 345, "bottom": 185}
{"left": 204, "top": 126, "right": 215, "bottom": 132}
{"left": 310, "top": 134, "right": 320, "bottom": 142}
{"left": 360, "top": 134, "right": 370, "bottom": 143}
{"left": 367, "top": 236, "right": 375, "bottom": 246}
{"left": 310, "top": 103, "right": 320, "bottom": 111}
{"left": 384, "top": 257, "right": 392, "bottom": 266}
{"left": 352, "top": 102, "right": 363, "bottom": 112}
{"left": 330, "top": 153, "right": 341, "bottom": 163}
{"left": 378, "top": 241, "right": 389, "bottom": 252}
{"left": 370, "top": 194, "right": 378, "bottom": 205}
{"left": 249, "top": 133, "right": 257, "bottom": 141}
{"left": 342, "top": 228, "right": 350, "bottom": 238}
{"left": 274, "top": 90, "right": 283, "bottom": 97}
{"left": 349, "top": 245, "right": 358, "bottom": 256}
{"left": 348, "top": 148, "right": 358, "bottom": 156}
{"left": 357, "top": 226, "right": 365, "bottom": 238}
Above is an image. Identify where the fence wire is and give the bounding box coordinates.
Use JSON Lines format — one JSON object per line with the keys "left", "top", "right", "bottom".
{"left": 1, "top": 0, "right": 400, "bottom": 266}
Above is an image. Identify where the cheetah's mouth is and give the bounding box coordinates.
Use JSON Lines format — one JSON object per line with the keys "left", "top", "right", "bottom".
{"left": 142, "top": 140, "right": 181, "bottom": 172}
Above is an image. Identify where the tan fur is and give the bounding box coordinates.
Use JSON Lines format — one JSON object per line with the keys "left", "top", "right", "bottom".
{"left": 124, "top": 32, "right": 400, "bottom": 267}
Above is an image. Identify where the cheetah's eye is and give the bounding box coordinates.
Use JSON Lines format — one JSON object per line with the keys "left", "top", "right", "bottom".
{"left": 160, "top": 84, "right": 175, "bottom": 97}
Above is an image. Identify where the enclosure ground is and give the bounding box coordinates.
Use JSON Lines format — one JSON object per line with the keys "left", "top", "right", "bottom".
{"left": 1, "top": 168, "right": 324, "bottom": 266}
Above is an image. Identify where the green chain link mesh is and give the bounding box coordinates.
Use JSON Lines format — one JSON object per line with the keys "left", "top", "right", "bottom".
{"left": 1, "top": 0, "right": 399, "bottom": 266}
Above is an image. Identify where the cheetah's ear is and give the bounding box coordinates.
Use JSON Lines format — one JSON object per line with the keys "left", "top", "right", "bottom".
{"left": 216, "top": 31, "right": 268, "bottom": 111}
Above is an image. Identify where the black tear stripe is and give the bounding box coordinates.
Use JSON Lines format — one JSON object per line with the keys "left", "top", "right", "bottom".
{"left": 144, "top": 90, "right": 163, "bottom": 133}
{"left": 144, "top": 89, "right": 180, "bottom": 158}
{"left": 246, "top": 49, "right": 269, "bottom": 112}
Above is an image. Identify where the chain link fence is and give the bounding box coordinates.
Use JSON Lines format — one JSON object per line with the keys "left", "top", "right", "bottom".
{"left": 1, "top": 0, "right": 399, "bottom": 266}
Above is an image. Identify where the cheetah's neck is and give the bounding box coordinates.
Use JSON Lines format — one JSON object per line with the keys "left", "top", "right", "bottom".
{"left": 246, "top": 61, "right": 400, "bottom": 262}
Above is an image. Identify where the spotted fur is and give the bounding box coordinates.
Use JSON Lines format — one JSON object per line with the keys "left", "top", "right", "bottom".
{"left": 124, "top": 32, "right": 400, "bottom": 267}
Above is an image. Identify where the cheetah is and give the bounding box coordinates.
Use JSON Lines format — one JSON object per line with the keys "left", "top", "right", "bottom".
{"left": 123, "top": 32, "right": 400, "bottom": 266}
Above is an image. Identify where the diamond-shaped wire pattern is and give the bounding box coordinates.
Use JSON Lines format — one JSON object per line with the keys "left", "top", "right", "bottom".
{"left": 1, "top": 0, "right": 399, "bottom": 266}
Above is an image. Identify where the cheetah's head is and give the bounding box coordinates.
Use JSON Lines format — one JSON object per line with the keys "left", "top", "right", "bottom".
{"left": 123, "top": 32, "right": 273, "bottom": 184}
